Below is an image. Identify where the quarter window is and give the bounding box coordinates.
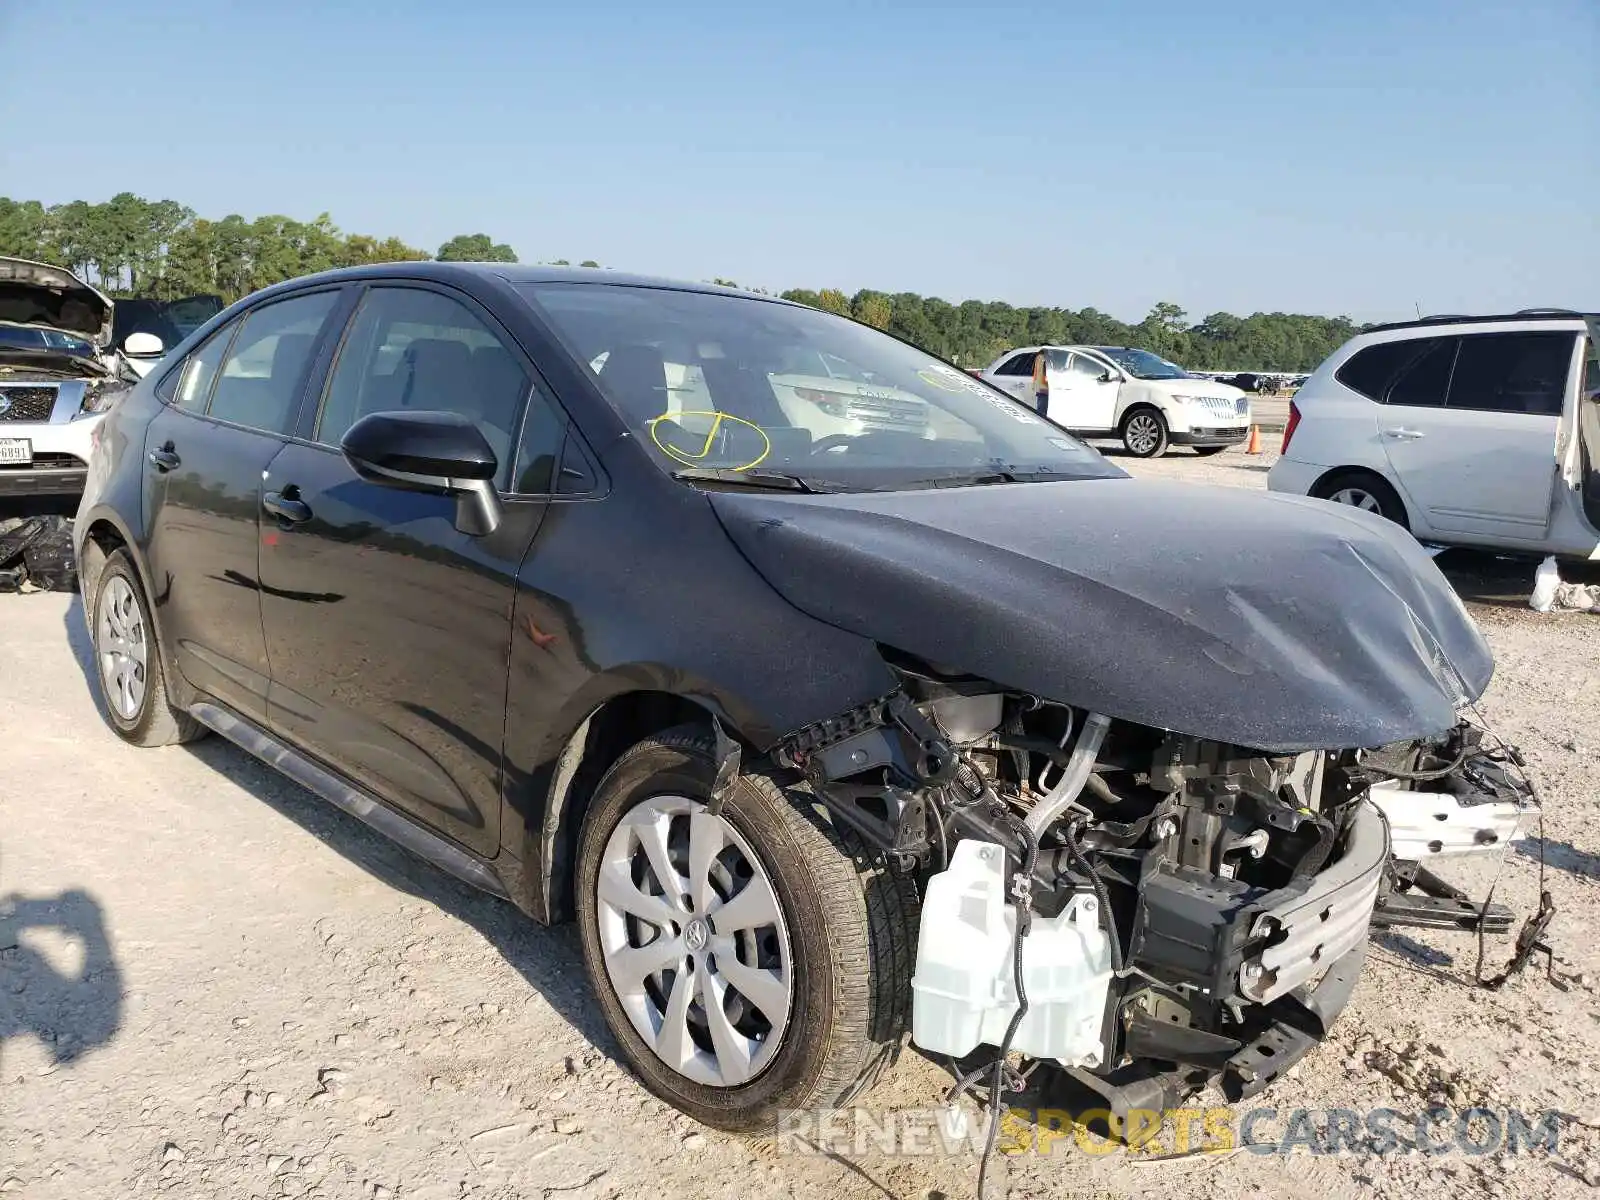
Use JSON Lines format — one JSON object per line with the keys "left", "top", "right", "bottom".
{"left": 1446, "top": 332, "right": 1573, "bottom": 416}
{"left": 1385, "top": 338, "right": 1457, "bottom": 409}
{"left": 171, "top": 323, "right": 237, "bottom": 413}
{"left": 209, "top": 292, "right": 339, "bottom": 434}
{"left": 1335, "top": 339, "right": 1427, "bottom": 402}
{"left": 316, "top": 288, "right": 530, "bottom": 490}
{"left": 511, "top": 394, "right": 567, "bottom": 494}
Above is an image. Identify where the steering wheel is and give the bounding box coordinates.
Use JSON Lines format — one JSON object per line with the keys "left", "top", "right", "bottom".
{"left": 810, "top": 435, "right": 856, "bottom": 455}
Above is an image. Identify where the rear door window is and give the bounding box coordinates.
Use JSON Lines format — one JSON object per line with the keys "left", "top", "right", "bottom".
{"left": 994, "top": 352, "right": 1036, "bottom": 376}
{"left": 208, "top": 291, "right": 340, "bottom": 434}
{"left": 1385, "top": 337, "right": 1457, "bottom": 408}
{"left": 1446, "top": 332, "right": 1574, "bottom": 416}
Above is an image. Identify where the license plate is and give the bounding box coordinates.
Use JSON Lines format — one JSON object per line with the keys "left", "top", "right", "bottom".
{"left": 0, "top": 439, "right": 31, "bottom": 466}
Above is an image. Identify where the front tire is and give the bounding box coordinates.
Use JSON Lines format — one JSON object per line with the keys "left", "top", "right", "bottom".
{"left": 1192, "top": 445, "right": 1230, "bottom": 457}
{"left": 91, "top": 550, "right": 205, "bottom": 746}
{"left": 1120, "top": 406, "right": 1170, "bottom": 457}
{"left": 574, "top": 727, "right": 917, "bottom": 1133}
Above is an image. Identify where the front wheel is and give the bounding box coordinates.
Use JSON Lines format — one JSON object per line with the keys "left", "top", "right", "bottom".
{"left": 1192, "top": 445, "right": 1230, "bottom": 457}
{"left": 1120, "top": 406, "right": 1170, "bottom": 457}
{"left": 574, "top": 727, "right": 917, "bottom": 1133}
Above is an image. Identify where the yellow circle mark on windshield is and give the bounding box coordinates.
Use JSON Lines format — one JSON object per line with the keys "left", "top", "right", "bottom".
{"left": 649, "top": 411, "right": 772, "bottom": 472}
{"left": 917, "top": 368, "right": 965, "bottom": 392}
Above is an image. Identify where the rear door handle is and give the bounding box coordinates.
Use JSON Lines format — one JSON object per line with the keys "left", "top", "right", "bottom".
{"left": 1384, "top": 428, "right": 1426, "bottom": 440}
{"left": 147, "top": 443, "right": 181, "bottom": 472}
{"left": 263, "top": 489, "right": 313, "bottom": 525}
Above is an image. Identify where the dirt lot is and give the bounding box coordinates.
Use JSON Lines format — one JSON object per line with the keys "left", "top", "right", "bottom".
{"left": 3, "top": 449, "right": 1598, "bottom": 1200}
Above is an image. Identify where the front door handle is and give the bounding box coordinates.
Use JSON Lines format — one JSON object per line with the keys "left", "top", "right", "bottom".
{"left": 147, "top": 443, "right": 181, "bottom": 472}
{"left": 1384, "top": 428, "right": 1426, "bottom": 440}
{"left": 263, "top": 489, "right": 313, "bottom": 525}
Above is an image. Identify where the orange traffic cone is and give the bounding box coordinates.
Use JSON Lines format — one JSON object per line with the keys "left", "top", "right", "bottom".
{"left": 1245, "top": 425, "right": 1262, "bottom": 455}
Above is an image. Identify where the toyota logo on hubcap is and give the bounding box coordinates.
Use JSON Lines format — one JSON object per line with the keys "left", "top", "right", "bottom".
{"left": 684, "top": 919, "right": 709, "bottom": 951}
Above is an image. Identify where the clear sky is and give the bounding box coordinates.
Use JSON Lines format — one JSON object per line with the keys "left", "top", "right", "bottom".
{"left": 2, "top": 0, "right": 1595, "bottom": 322}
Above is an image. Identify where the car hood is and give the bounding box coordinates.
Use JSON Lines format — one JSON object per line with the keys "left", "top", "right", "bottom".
{"left": 1139, "top": 377, "right": 1246, "bottom": 399}
{"left": 709, "top": 478, "right": 1492, "bottom": 751}
{"left": 0, "top": 257, "right": 115, "bottom": 347}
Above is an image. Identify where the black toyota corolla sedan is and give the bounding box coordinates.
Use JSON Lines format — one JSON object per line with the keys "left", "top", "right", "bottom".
{"left": 75, "top": 263, "right": 1532, "bottom": 1135}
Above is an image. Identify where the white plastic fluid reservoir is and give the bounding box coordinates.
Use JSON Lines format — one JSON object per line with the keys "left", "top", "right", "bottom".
{"left": 911, "top": 839, "right": 1112, "bottom": 1066}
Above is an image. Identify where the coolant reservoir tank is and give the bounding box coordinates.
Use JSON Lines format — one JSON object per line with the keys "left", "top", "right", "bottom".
{"left": 911, "top": 839, "right": 1112, "bottom": 1065}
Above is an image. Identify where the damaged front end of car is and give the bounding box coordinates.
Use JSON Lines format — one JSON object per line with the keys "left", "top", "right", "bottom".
{"left": 775, "top": 663, "right": 1537, "bottom": 1121}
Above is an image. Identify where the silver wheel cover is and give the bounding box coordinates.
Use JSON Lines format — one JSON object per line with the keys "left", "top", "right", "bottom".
{"left": 596, "top": 793, "right": 793, "bottom": 1087}
{"left": 1126, "top": 413, "right": 1161, "bottom": 454}
{"left": 1330, "top": 487, "right": 1382, "bottom": 513}
{"left": 97, "top": 576, "right": 148, "bottom": 721}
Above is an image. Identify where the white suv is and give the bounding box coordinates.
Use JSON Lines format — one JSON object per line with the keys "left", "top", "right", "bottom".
{"left": 979, "top": 345, "right": 1251, "bottom": 457}
{"left": 1269, "top": 312, "right": 1599, "bottom": 558}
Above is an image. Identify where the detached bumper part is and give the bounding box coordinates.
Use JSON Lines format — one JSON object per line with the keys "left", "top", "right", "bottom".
{"left": 1368, "top": 781, "right": 1535, "bottom": 860}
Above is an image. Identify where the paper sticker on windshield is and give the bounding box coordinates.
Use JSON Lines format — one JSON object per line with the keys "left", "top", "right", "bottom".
{"left": 649, "top": 411, "right": 771, "bottom": 472}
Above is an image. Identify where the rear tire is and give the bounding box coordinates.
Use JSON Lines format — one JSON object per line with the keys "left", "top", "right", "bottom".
{"left": 574, "top": 726, "right": 917, "bottom": 1133}
{"left": 1311, "top": 470, "right": 1409, "bottom": 529}
{"left": 1120, "top": 406, "right": 1170, "bottom": 457}
{"left": 91, "top": 550, "right": 206, "bottom": 747}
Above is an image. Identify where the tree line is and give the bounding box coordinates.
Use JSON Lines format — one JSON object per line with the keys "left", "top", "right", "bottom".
{"left": 1, "top": 194, "right": 1358, "bottom": 370}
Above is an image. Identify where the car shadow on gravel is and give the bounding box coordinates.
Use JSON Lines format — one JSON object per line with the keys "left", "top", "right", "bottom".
{"left": 59, "top": 596, "right": 617, "bottom": 1061}
{"left": 182, "top": 734, "right": 615, "bottom": 1050}
{"left": 64, "top": 595, "right": 107, "bottom": 721}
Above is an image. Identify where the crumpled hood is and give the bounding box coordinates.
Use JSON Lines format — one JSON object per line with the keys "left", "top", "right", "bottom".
{"left": 0, "top": 257, "right": 115, "bottom": 346}
{"left": 710, "top": 477, "right": 1492, "bottom": 751}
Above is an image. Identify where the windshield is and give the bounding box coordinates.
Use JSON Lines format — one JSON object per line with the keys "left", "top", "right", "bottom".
{"left": 520, "top": 284, "right": 1122, "bottom": 490}
{"left": 0, "top": 324, "right": 94, "bottom": 357}
{"left": 1093, "top": 346, "right": 1190, "bottom": 380}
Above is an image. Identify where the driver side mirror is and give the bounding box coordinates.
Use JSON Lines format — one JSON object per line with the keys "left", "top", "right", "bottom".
{"left": 1098, "top": 370, "right": 1117, "bottom": 384}
{"left": 340, "top": 410, "right": 504, "bottom": 536}
{"left": 123, "top": 332, "right": 164, "bottom": 356}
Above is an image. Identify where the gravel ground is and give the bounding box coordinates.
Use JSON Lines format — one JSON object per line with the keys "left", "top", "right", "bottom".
{"left": 2, "top": 450, "right": 1598, "bottom": 1199}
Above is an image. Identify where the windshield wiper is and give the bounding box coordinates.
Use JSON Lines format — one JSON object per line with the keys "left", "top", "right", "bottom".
{"left": 671, "top": 467, "right": 856, "bottom": 493}
{"left": 874, "top": 466, "right": 1101, "bottom": 491}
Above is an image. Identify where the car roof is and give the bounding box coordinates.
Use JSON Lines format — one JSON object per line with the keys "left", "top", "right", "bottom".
{"left": 1360, "top": 309, "right": 1594, "bottom": 334}
{"left": 248, "top": 261, "right": 796, "bottom": 305}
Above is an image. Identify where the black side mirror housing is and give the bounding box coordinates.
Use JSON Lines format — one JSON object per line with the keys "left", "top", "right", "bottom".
{"left": 340, "top": 410, "right": 504, "bottom": 536}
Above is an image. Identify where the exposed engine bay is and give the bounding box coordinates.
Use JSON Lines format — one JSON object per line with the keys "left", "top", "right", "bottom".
{"left": 775, "top": 657, "right": 1540, "bottom": 1119}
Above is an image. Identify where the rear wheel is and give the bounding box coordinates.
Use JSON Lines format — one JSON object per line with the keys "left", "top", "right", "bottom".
{"left": 1311, "top": 470, "right": 1409, "bottom": 529}
{"left": 1120, "top": 406, "right": 1169, "bottom": 457}
{"left": 574, "top": 727, "right": 917, "bottom": 1132}
{"left": 91, "top": 550, "right": 205, "bottom": 746}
